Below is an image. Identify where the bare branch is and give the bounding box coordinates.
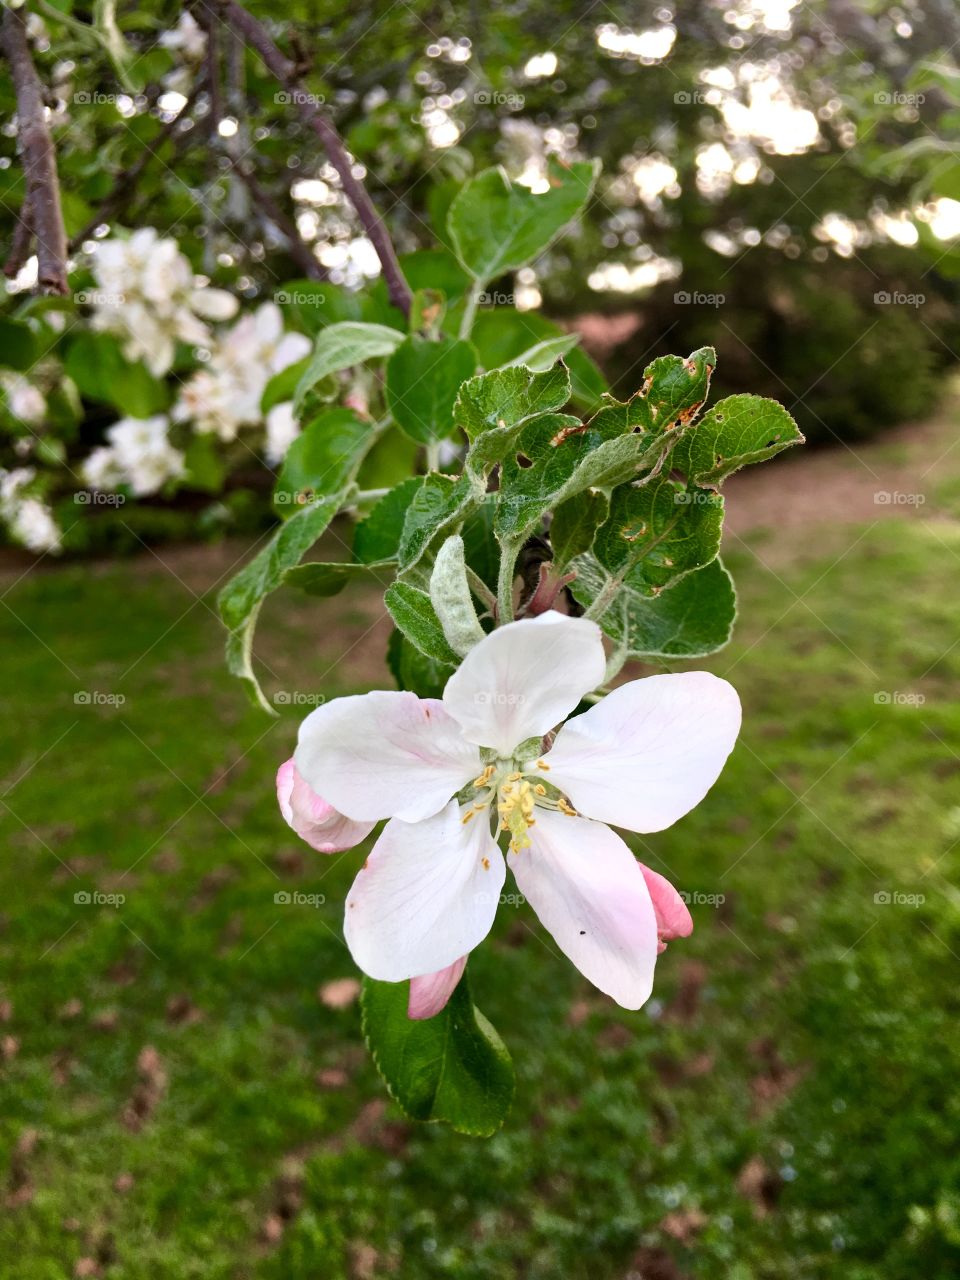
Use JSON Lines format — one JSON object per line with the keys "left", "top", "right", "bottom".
{"left": 232, "top": 162, "right": 326, "bottom": 280}
{"left": 1, "top": 6, "right": 69, "bottom": 294}
{"left": 4, "top": 188, "right": 34, "bottom": 279}
{"left": 216, "top": 0, "right": 412, "bottom": 315}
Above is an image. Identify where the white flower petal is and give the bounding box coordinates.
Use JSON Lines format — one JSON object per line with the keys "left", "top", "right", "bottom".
{"left": 408, "top": 955, "right": 468, "bottom": 1020}
{"left": 344, "top": 802, "right": 504, "bottom": 981}
{"left": 510, "top": 808, "right": 659, "bottom": 1009}
{"left": 295, "top": 690, "right": 481, "bottom": 823}
{"left": 442, "top": 613, "right": 606, "bottom": 756}
{"left": 544, "top": 671, "right": 741, "bottom": 833}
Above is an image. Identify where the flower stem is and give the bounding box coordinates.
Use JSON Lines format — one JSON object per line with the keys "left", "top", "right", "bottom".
{"left": 459, "top": 283, "right": 482, "bottom": 339}
{"left": 497, "top": 542, "right": 519, "bottom": 623}
{"left": 425, "top": 440, "right": 440, "bottom": 472}
{"left": 465, "top": 565, "right": 497, "bottom": 614}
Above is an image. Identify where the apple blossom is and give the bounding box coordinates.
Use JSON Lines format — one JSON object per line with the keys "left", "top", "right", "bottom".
{"left": 284, "top": 612, "right": 740, "bottom": 1013}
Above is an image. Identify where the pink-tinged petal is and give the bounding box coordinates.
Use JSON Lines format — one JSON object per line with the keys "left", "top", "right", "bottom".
{"left": 510, "top": 808, "right": 659, "bottom": 1010}
{"left": 408, "top": 955, "right": 468, "bottom": 1020}
{"left": 442, "top": 613, "right": 606, "bottom": 756}
{"left": 543, "top": 672, "right": 741, "bottom": 833}
{"left": 295, "top": 691, "right": 481, "bottom": 823}
{"left": 639, "top": 864, "right": 693, "bottom": 953}
{"left": 276, "top": 759, "right": 375, "bottom": 853}
{"left": 344, "top": 801, "right": 504, "bottom": 982}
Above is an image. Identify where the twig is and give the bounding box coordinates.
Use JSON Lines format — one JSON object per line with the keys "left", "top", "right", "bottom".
{"left": 4, "top": 188, "right": 34, "bottom": 279}
{"left": 68, "top": 76, "right": 207, "bottom": 250}
{"left": 1, "top": 6, "right": 69, "bottom": 294}
{"left": 232, "top": 161, "right": 325, "bottom": 280}
{"left": 216, "top": 0, "right": 412, "bottom": 315}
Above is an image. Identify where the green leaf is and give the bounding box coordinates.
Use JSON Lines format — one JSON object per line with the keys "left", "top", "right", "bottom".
{"left": 218, "top": 495, "right": 344, "bottom": 712}
{"left": 64, "top": 332, "right": 168, "bottom": 416}
{"left": 570, "top": 555, "right": 737, "bottom": 659}
{"left": 592, "top": 477, "right": 724, "bottom": 597}
{"left": 671, "top": 394, "right": 804, "bottom": 487}
{"left": 457, "top": 363, "right": 572, "bottom": 442}
{"left": 182, "top": 433, "right": 226, "bottom": 494}
{"left": 384, "top": 581, "right": 461, "bottom": 665}
{"left": 505, "top": 332, "right": 580, "bottom": 371}
{"left": 283, "top": 559, "right": 393, "bottom": 598}
{"left": 353, "top": 476, "right": 428, "bottom": 564}
{"left": 470, "top": 310, "right": 607, "bottom": 412}
{"left": 429, "top": 535, "right": 485, "bottom": 656}
{"left": 293, "top": 322, "right": 404, "bottom": 412}
{"left": 550, "top": 489, "right": 610, "bottom": 567}
{"left": 386, "top": 334, "right": 478, "bottom": 445}
{"left": 0, "top": 317, "right": 37, "bottom": 371}
{"left": 273, "top": 408, "right": 372, "bottom": 512}
{"left": 387, "top": 627, "right": 455, "bottom": 699}
{"left": 447, "top": 159, "right": 600, "bottom": 281}
{"left": 275, "top": 281, "right": 363, "bottom": 334}
{"left": 261, "top": 355, "right": 311, "bottom": 414}
{"left": 361, "top": 972, "right": 514, "bottom": 1136}
{"left": 397, "top": 471, "right": 482, "bottom": 571}
{"left": 354, "top": 427, "right": 419, "bottom": 492}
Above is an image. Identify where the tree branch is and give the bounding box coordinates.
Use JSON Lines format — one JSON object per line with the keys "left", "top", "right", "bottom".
{"left": 1, "top": 6, "right": 69, "bottom": 294}
{"left": 232, "top": 161, "right": 326, "bottom": 280}
{"left": 68, "top": 76, "right": 208, "bottom": 251}
{"left": 216, "top": 0, "right": 412, "bottom": 315}
{"left": 4, "top": 188, "right": 34, "bottom": 280}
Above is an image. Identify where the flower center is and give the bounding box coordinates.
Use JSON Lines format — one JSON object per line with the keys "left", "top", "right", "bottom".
{"left": 460, "top": 758, "right": 577, "bottom": 852}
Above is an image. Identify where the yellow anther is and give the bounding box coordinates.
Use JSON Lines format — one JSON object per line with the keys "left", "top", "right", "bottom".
{"left": 472, "top": 764, "right": 495, "bottom": 788}
{"left": 507, "top": 771, "right": 522, "bottom": 781}
{"left": 461, "top": 807, "right": 478, "bottom": 824}
{"left": 536, "top": 760, "right": 550, "bottom": 771}
{"left": 558, "top": 797, "right": 578, "bottom": 817}
{"left": 534, "top": 783, "right": 547, "bottom": 796}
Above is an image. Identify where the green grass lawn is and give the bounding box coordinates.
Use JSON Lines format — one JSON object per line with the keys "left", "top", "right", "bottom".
{"left": 2, "top": 496, "right": 960, "bottom": 1278}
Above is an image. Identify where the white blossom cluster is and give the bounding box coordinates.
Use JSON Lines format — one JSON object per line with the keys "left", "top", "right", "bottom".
{"left": 83, "top": 415, "right": 185, "bottom": 497}
{"left": 90, "top": 228, "right": 239, "bottom": 376}
{"left": 0, "top": 467, "right": 61, "bottom": 554}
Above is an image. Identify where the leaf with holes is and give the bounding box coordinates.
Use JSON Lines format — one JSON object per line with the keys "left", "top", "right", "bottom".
{"left": 671, "top": 394, "right": 804, "bottom": 487}
{"left": 456, "top": 363, "right": 572, "bottom": 443}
